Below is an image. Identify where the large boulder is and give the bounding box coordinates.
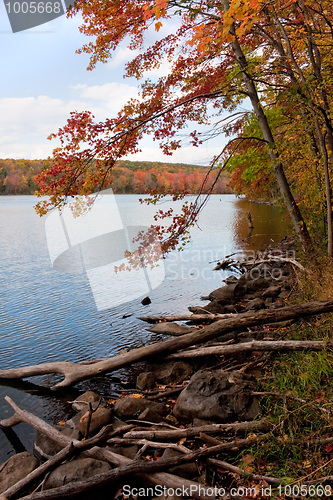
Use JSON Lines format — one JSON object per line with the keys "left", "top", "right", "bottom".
{"left": 43, "top": 457, "right": 111, "bottom": 490}
{"left": 0, "top": 452, "right": 39, "bottom": 494}
{"left": 34, "top": 425, "right": 80, "bottom": 460}
{"left": 173, "top": 369, "right": 260, "bottom": 422}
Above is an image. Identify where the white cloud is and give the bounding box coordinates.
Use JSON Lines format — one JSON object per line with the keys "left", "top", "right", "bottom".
{"left": 70, "top": 82, "right": 140, "bottom": 112}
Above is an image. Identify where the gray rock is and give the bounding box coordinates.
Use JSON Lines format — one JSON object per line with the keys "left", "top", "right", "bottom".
{"left": 43, "top": 457, "right": 111, "bottom": 490}
{"left": 161, "top": 448, "right": 197, "bottom": 479}
{"left": 149, "top": 361, "right": 193, "bottom": 385}
{"left": 114, "top": 396, "right": 166, "bottom": 420}
{"left": 138, "top": 406, "right": 165, "bottom": 423}
{"left": 78, "top": 407, "right": 113, "bottom": 437}
{"left": 262, "top": 285, "right": 282, "bottom": 298}
{"left": 34, "top": 425, "right": 80, "bottom": 460}
{"left": 108, "top": 445, "right": 138, "bottom": 459}
{"left": 245, "top": 277, "right": 274, "bottom": 293}
{"left": 244, "top": 298, "right": 265, "bottom": 311}
{"left": 136, "top": 371, "right": 156, "bottom": 390}
{"left": 173, "top": 369, "right": 260, "bottom": 422}
{"left": 208, "top": 284, "right": 237, "bottom": 302}
{"left": 149, "top": 322, "right": 195, "bottom": 336}
{"left": 223, "top": 275, "right": 238, "bottom": 284}
{"left": 0, "top": 452, "right": 39, "bottom": 494}
{"left": 72, "top": 391, "right": 103, "bottom": 412}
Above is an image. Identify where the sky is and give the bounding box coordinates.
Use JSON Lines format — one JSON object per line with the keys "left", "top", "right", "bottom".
{"left": 0, "top": 2, "right": 224, "bottom": 164}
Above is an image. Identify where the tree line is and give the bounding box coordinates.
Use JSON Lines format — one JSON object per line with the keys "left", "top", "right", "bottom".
{"left": 0, "top": 158, "right": 232, "bottom": 196}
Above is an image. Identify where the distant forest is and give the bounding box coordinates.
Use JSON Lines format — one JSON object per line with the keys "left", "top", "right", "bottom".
{"left": 0, "top": 158, "right": 232, "bottom": 195}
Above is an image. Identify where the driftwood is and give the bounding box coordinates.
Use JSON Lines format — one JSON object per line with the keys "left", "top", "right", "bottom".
{"left": 140, "top": 312, "right": 234, "bottom": 323}
{"left": 0, "top": 397, "right": 222, "bottom": 500}
{"left": 1, "top": 300, "right": 333, "bottom": 389}
{"left": 166, "top": 339, "right": 333, "bottom": 359}
{"left": 123, "top": 419, "right": 272, "bottom": 440}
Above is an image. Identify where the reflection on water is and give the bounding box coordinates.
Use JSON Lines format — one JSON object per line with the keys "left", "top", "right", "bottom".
{"left": 231, "top": 198, "right": 290, "bottom": 252}
{"left": 0, "top": 194, "right": 291, "bottom": 462}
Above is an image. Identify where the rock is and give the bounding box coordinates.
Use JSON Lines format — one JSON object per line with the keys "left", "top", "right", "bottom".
{"left": 34, "top": 425, "right": 80, "bottom": 460}
{"left": 0, "top": 452, "right": 39, "bottom": 494}
{"left": 72, "top": 391, "right": 103, "bottom": 412}
{"left": 149, "top": 322, "right": 194, "bottom": 336}
{"left": 173, "top": 369, "right": 260, "bottom": 422}
{"left": 108, "top": 445, "right": 138, "bottom": 459}
{"left": 189, "top": 301, "right": 229, "bottom": 314}
{"left": 223, "top": 275, "right": 238, "bottom": 284}
{"left": 161, "top": 448, "right": 198, "bottom": 479}
{"left": 262, "top": 285, "right": 282, "bottom": 298}
{"left": 114, "top": 396, "right": 166, "bottom": 420}
{"left": 78, "top": 407, "right": 113, "bottom": 437}
{"left": 43, "top": 457, "right": 111, "bottom": 490}
{"left": 141, "top": 296, "right": 151, "bottom": 305}
{"left": 208, "top": 284, "right": 237, "bottom": 302}
{"left": 149, "top": 361, "right": 193, "bottom": 385}
{"left": 136, "top": 371, "right": 156, "bottom": 390}
{"left": 192, "top": 418, "right": 215, "bottom": 426}
{"left": 244, "top": 298, "right": 265, "bottom": 311}
{"left": 244, "top": 277, "right": 274, "bottom": 293}
{"left": 138, "top": 406, "right": 165, "bottom": 423}
{"left": 114, "top": 395, "right": 150, "bottom": 419}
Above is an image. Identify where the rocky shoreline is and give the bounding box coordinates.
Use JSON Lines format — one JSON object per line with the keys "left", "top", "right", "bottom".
{"left": 0, "top": 237, "right": 322, "bottom": 500}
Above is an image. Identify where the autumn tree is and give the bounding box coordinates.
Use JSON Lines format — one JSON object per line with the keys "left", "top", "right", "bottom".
{"left": 35, "top": 0, "right": 333, "bottom": 255}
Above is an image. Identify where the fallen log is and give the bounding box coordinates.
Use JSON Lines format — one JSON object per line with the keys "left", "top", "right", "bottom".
{"left": 139, "top": 312, "right": 234, "bottom": 323}
{"left": 0, "top": 397, "right": 217, "bottom": 500}
{"left": 165, "top": 340, "right": 333, "bottom": 359}
{"left": 123, "top": 420, "right": 272, "bottom": 440}
{"left": 1, "top": 300, "right": 333, "bottom": 389}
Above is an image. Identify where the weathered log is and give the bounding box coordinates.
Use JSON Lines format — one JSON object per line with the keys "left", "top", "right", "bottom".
{"left": 140, "top": 312, "right": 234, "bottom": 323}
{"left": 0, "top": 397, "right": 217, "bottom": 500}
{"left": 1, "top": 300, "right": 333, "bottom": 389}
{"left": 166, "top": 340, "right": 333, "bottom": 359}
{"left": 123, "top": 419, "right": 272, "bottom": 440}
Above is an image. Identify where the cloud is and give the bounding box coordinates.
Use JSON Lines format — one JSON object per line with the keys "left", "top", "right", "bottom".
{"left": 0, "top": 94, "right": 101, "bottom": 159}
{"left": 0, "top": 84, "right": 225, "bottom": 162}
{"left": 71, "top": 82, "right": 140, "bottom": 112}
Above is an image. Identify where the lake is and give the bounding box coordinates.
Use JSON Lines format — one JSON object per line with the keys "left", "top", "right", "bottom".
{"left": 0, "top": 194, "right": 291, "bottom": 462}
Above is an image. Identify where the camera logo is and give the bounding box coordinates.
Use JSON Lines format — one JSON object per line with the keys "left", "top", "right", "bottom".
{"left": 45, "top": 189, "right": 165, "bottom": 311}
{"left": 3, "top": 0, "right": 71, "bottom": 33}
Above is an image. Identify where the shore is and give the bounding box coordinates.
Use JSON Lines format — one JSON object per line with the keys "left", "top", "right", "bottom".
{"left": 1, "top": 238, "right": 333, "bottom": 499}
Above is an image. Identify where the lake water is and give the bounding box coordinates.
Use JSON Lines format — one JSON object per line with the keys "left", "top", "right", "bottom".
{"left": 0, "top": 194, "right": 290, "bottom": 462}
